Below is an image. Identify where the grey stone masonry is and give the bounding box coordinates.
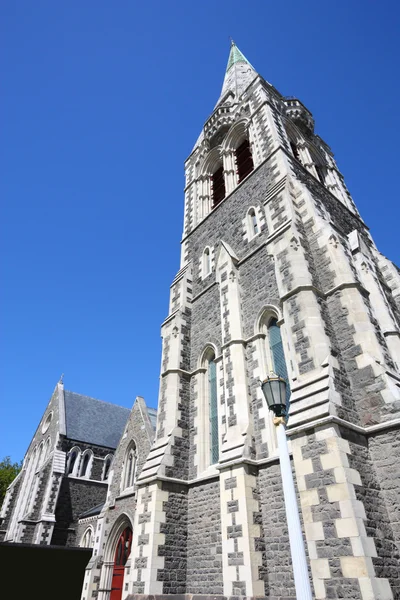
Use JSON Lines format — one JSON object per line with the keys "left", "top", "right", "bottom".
{"left": 92, "top": 43, "right": 400, "bottom": 600}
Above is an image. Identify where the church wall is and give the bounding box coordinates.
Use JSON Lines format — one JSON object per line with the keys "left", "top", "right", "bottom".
{"left": 190, "top": 285, "right": 221, "bottom": 369}
{"left": 184, "top": 160, "right": 277, "bottom": 294}
{"left": 157, "top": 481, "right": 188, "bottom": 595}
{"left": 61, "top": 438, "right": 114, "bottom": 481}
{"left": 51, "top": 477, "right": 108, "bottom": 546}
{"left": 106, "top": 399, "right": 154, "bottom": 503}
{"left": 1, "top": 384, "right": 61, "bottom": 543}
{"left": 240, "top": 248, "right": 279, "bottom": 338}
{"left": 367, "top": 428, "right": 400, "bottom": 599}
{"left": 0, "top": 476, "right": 22, "bottom": 541}
{"left": 20, "top": 462, "right": 52, "bottom": 543}
{"left": 186, "top": 478, "right": 223, "bottom": 594}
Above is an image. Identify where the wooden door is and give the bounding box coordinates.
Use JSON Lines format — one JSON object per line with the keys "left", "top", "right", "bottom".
{"left": 110, "top": 527, "right": 132, "bottom": 600}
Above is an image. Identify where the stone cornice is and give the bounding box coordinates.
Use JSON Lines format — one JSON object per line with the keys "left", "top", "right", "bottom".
{"left": 135, "top": 454, "right": 282, "bottom": 489}
{"left": 287, "top": 414, "right": 400, "bottom": 437}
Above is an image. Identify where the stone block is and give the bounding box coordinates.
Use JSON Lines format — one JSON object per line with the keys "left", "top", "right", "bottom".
{"left": 311, "top": 558, "right": 331, "bottom": 579}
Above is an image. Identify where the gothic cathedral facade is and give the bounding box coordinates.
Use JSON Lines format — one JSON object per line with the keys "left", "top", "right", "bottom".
{"left": 114, "top": 42, "right": 400, "bottom": 600}
{"left": 3, "top": 42, "right": 400, "bottom": 600}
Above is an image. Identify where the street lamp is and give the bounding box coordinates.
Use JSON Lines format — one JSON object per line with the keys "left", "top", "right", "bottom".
{"left": 261, "top": 373, "right": 313, "bottom": 600}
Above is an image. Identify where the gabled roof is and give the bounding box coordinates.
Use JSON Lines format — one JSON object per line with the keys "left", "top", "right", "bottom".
{"left": 64, "top": 390, "right": 130, "bottom": 449}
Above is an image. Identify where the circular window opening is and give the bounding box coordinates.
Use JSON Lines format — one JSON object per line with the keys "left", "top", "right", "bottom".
{"left": 42, "top": 412, "right": 53, "bottom": 434}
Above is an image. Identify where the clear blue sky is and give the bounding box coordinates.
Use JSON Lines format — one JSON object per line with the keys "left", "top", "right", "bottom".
{"left": 1, "top": 1, "right": 399, "bottom": 463}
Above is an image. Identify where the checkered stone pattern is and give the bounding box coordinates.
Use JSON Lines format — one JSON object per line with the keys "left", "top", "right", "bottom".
{"left": 219, "top": 467, "right": 265, "bottom": 598}
{"left": 130, "top": 482, "right": 168, "bottom": 595}
{"left": 291, "top": 425, "right": 393, "bottom": 600}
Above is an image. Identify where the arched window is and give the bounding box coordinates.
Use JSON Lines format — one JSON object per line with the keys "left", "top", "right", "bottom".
{"left": 79, "top": 450, "right": 93, "bottom": 478}
{"left": 247, "top": 208, "right": 259, "bottom": 238}
{"left": 235, "top": 138, "right": 254, "bottom": 182}
{"left": 203, "top": 247, "right": 211, "bottom": 277}
{"left": 208, "top": 353, "right": 219, "bottom": 465}
{"left": 36, "top": 442, "right": 44, "bottom": 470}
{"left": 43, "top": 438, "right": 51, "bottom": 464}
{"left": 268, "top": 318, "right": 291, "bottom": 411}
{"left": 81, "top": 526, "right": 94, "bottom": 548}
{"left": 314, "top": 163, "right": 326, "bottom": 185}
{"left": 122, "top": 444, "right": 137, "bottom": 491}
{"left": 211, "top": 164, "right": 225, "bottom": 208}
{"left": 67, "top": 448, "right": 80, "bottom": 475}
{"left": 102, "top": 454, "right": 113, "bottom": 481}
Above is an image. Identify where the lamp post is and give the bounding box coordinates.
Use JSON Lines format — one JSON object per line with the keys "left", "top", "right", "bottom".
{"left": 261, "top": 373, "right": 312, "bottom": 600}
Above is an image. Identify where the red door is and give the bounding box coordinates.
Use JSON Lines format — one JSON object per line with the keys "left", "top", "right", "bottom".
{"left": 110, "top": 527, "right": 133, "bottom": 600}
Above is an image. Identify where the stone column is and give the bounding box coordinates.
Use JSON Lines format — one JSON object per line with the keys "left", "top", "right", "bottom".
{"left": 217, "top": 242, "right": 252, "bottom": 462}
{"left": 129, "top": 481, "right": 169, "bottom": 595}
{"left": 219, "top": 465, "right": 264, "bottom": 597}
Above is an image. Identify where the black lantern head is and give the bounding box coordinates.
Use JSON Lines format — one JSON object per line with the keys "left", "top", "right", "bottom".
{"left": 260, "top": 372, "right": 287, "bottom": 417}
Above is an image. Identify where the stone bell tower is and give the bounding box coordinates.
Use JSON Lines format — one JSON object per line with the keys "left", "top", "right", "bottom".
{"left": 127, "top": 42, "right": 400, "bottom": 600}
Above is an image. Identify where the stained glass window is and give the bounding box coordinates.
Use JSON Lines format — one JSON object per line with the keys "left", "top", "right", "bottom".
{"left": 208, "top": 357, "right": 219, "bottom": 464}
{"left": 268, "top": 318, "right": 291, "bottom": 412}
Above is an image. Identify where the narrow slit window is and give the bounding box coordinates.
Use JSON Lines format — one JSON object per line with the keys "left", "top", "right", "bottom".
{"left": 248, "top": 208, "right": 258, "bottom": 236}
{"left": 315, "top": 164, "right": 325, "bottom": 184}
{"left": 268, "top": 318, "right": 291, "bottom": 412}
{"left": 290, "top": 141, "right": 300, "bottom": 161}
{"left": 235, "top": 138, "right": 254, "bottom": 182}
{"left": 103, "top": 455, "right": 113, "bottom": 481}
{"left": 67, "top": 449, "right": 79, "bottom": 475}
{"left": 80, "top": 452, "right": 91, "bottom": 478}
{"left": 212, "top": 166, "right": 225, "bottom": 207}
{"left": 208, "top": 356, "right": 219, "bottom": 464}
{"left": 123, "top": 446, "right": 136, "bottom": 490}
{"left": 203, "top": 248, "right": 211, "bottom": 276}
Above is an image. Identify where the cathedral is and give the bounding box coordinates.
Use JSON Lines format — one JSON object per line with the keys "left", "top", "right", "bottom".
{"left": 2, "top": 41, "right": 400, "bottom": 600}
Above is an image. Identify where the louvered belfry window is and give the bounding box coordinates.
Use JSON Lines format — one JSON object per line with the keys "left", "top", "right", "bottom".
{"left": 212, "top": 166, "right": 225, "bottom": 207}
{"left": 208, "top": 357, "right": 219, "bottom": 464}
{"left": 236, "top": 138, "right": 254, "bottom": 182}
{"left": 268, "top": 318, "right": 291, "bottom": 412}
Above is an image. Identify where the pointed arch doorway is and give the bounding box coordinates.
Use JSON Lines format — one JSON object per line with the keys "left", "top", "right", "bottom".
{"left": 110, "top": 526, "right": 132, "bottom": 600}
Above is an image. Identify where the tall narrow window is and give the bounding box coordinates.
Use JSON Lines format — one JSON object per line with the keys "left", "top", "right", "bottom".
{"left": 123, "top": 445, "right": 136, "bottom": 490}
{"left": 203, "top": 248, "right": 211, "bottom": 277}
{"left": 208, "top": 355, "right": 219, "bottom": 464}
{"left": 103, "top": 455, "right": 113, "bottom": 481}
{"left": 247, "top": 208, "right": 259, "bottom": 238}
{"left": 80, "top": 451, "right": 93, "bottom": 478}
{"left": 290, "top": 141, "right": 300, "bottom": 161}
{"left": 81, "top": 527, "right": 94, "bottom": 548}
{"left": 235, "top": 138, "right": 254, "bottom": 182}
{"left": 268, "top": 318, "right": 291, "bottom": 411}
{"left": 67, "top": 448, "right": 79, "bottom": 475}
{"left": 212, "top": 165, "right": 225, "bottom": 207}
{"left": 315, "top": 164, "right": 325, "bottom": 185}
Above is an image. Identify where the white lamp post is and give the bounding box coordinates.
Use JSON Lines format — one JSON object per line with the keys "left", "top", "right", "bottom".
{"left": 261, "top": 373, "right": 313, "bottom": 600}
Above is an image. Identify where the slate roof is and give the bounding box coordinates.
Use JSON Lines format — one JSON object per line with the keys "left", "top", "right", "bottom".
{"left": 64, "top": 390, "right": 131, "bottom": 449}
{"left": 79, "top": 502, "right": 104, "bottom": 520}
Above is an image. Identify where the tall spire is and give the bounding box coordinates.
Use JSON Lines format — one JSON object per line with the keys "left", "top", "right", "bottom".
{"left": 215, "top": 41, "right": 257, "bottom": 107}
{"left": 226, "top": 39, "right": 254, "bottom": 73}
